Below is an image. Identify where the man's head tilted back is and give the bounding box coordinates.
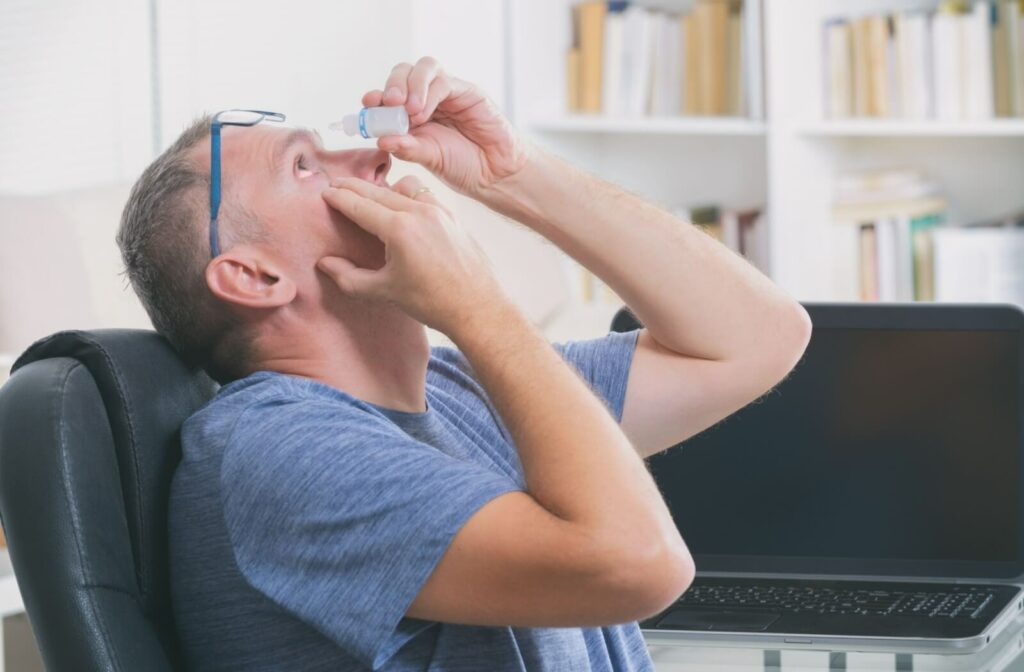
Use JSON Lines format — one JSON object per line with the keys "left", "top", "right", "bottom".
{"left": 117, "top": 116, "right": 393, "bottom": 383}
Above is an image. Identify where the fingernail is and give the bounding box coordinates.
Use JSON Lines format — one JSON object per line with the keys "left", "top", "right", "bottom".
{"left": 386, "top": 86, "right": 403, "bottom": 101}
{"left": 407, "top": 93, "right": 422, "bottom": 111}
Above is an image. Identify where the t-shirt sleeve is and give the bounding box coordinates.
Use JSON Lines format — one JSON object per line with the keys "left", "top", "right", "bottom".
{"left": 219, "top": 398, "right": 521, "bottom": 670}
{"left": 552, "top": 329, "right": 641, "bottom": 423}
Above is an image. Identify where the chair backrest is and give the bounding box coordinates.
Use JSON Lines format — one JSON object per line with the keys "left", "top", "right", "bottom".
{"left": 0, "top": 330, "right": 217, "bottom": 671}
{"left": 610, "top": 307, "right": 641, "bottom": 334}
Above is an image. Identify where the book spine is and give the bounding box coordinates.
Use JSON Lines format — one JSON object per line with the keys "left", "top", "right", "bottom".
{"left": 1009, "top": 1, "right": 1024, "bottom": 115}
{"left": 578, "top": 1, "right": 606, "bottom": 114}
{"left": 964, "top": 1, "right": 995, "bottom": 119}
{"left": 867, "top": 15, "right": 891, "bottom": 116}
{"left": 825, "top": 20, "right": 853, "bottom": 117}
{"left": 994, "top": 2, "right": 1012, "bottom": 116}
{"left": 859, "top": 223, "right": 880, "bottom": 301}
{"left": 602, "top": 9, "right": 625, "bottom": 116}
{"left": 743, "top": 0, "right": 763, "bottom": 119}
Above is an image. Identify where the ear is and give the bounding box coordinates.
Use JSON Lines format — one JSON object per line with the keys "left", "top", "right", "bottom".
{"left": 205, "top": 247, "right": 297, "bottom": 309}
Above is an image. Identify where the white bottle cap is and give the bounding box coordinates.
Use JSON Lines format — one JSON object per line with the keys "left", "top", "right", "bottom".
{"left": 328, "top": 115, "right": 360, "bottom": 136}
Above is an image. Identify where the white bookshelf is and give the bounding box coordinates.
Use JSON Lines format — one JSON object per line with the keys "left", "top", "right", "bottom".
{"left": 530, "top": 115, "right": 767, "bottom": 136}
{"left": 801, "top": 120, "right": 1024, "bottom": 137}
{"left": 504, "top": 0, "right": 1024, "bottom": 322}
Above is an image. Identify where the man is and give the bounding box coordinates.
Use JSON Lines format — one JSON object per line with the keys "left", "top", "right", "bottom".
{"left": 118, "top": 58, "right": 811, "bottom": 671}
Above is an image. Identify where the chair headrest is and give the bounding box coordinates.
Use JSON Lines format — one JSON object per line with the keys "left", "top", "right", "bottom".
{"left": 13, "top": 329, "right": 218, "bottom": 605}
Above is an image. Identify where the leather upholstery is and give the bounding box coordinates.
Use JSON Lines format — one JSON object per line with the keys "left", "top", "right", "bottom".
{"left": 610, "top": 306, "right": 641, "bottom": 333}
{"left": 0, "top": 330, "right": 217, "bottom": 671}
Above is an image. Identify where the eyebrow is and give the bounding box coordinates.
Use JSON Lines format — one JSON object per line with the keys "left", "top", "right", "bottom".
{"left": 270, "top": 127, "right": 324, "bottom": 175}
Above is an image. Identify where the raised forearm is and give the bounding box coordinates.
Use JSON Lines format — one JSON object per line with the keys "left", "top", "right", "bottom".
{"left": 448, "top": 300, "right": 683, "bottom": 551}
{"left": 484, "top": 150, "right": 809, "bottom": 363}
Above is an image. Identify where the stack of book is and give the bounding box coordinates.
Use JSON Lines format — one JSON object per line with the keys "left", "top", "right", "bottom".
{"left": 567, "top": 204, "right": 766, "bottom": 305}
{"left": 680, "top": 204, "right": 767, "bottom": 270}
{"left": 930, "top": 217, "right": 1024, "bottom": 306}
{"left": 568, "top": 0, "right": 750, "bottom": 117}
{"left": 833, "top": 170, "right": 947, "bottom": 301}
{"left": 823, "top": 1, "right": 1024, "bottom": 120}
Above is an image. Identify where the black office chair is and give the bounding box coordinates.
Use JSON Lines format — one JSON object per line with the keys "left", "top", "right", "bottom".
{"left": 0, "top": 330, "right": 217, "bottom": 671}
{"left": 610, "top": 306, "right": 641, "bottom": 334}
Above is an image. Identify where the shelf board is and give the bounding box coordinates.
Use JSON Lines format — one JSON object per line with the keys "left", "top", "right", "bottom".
{"left": 529, "top": 115, "right": 767, "bottom": 137}
{"left": 801, "top": 119, "right": 1024, "bottom": 138}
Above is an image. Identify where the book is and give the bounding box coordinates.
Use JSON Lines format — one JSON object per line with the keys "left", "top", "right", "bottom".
{"left": 994, "top": 2, "right": 1013, "bottom": 116}
{"left": 851, "top": 17, "right": 873, "bottom": 116}
{"left": 910, "top": 213, "right": 944, "bottom": 300}
{"left": 726, "top": 3, "right": 745, "bottom": 116}
{"left": 690, "top": 205, "right": 722, "bottom": 240}
{"left": 682, "top": 12, "right": 701, "bottom": 114}
{"left": 963, "top": 0, "right": 995, "bottom": 119}
{"left": 894, "top": 12, "right": 933, "bottom": 119}
{"left": 825, "top": 20, "right": 853, "bottom": 118}
{"left": 859, "top": 223, "right": 879, "bottom": 301}
{"left": 824, "top": 1, "right": 1022, "bottom": 120}
{"left": 621, "top": 5, "right": 656, "bottom": 116}
{"left": 578, "top": 1, "right": 606, "bottom": 113}
{"left": 931, "top": 4, "right": 963, "bottom": 119}
{"left": 832, "top": 167, "right": 944, "bottom": 222}
{"left": 997, "top": 0, "right": 1023, "bottom": 116}
{"left": 866, "top": 14, "right": 891, "bottom": 116}
{"left": 1012, "top": 0, "right": 1024, "bottom": 115}
{"left": 742, "top": 0, "right": 763, "bottom": 118}
{"left": 568, "top": 1, "right": 749, "bottom": 118}
{"left": 833, "top": 170, "right": 948, "bottom": 303}
{"left": 721, "top": 208, "right": 761, "bottom": 258}
{"left": 694, "top": 0, "right": 729, "bottom": 115}
{"left": 932, "top": 227, "right": 1024, "bottom": 305}
{"left": 567, "top": 47, "right": 582, "bottom": 113}
{"left": 602, "top": 6, "right": 626, "bottom": 116}
{"left": 649, "top": 12, "right": 683, "bottom": 115}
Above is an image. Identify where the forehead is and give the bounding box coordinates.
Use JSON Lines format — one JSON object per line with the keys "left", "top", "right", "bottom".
{"left": 190, "top": 123, "right": 294, "bottom": 177}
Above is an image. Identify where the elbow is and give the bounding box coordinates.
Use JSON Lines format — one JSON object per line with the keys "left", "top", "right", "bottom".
{"left": 760, "top": 301, "right": 813, "bottom": 388}
{"left": 779, "top": 301, "right": 813, "bottom": 369}
{"left": 596, "top": 534, "right": 696, "bottom": 623}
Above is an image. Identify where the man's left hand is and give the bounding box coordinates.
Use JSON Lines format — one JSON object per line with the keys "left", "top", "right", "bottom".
{"left": 362, "top": 57, "right": 532, "bottom": 200}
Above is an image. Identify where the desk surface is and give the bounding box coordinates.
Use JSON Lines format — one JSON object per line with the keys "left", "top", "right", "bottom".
{"left": 647, "top": 614, "right": 1024, "bottom": 671}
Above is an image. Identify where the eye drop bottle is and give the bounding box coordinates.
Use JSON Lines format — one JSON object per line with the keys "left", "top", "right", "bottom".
{"left": 329, "top": 106, "right": 409, "bottom": 138}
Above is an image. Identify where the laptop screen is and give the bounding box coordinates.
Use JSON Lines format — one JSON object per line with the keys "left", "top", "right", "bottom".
{"left": 646, "top": 325, "right": 1023, "bottom": 577}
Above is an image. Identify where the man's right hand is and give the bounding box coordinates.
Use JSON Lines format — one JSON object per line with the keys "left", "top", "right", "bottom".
{"left": 317, "top": 176, "right": 507, "bottom": 334}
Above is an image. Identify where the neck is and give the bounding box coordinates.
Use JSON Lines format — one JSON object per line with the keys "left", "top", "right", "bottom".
{"left": 250, "top": 303, "right": 431, "bottom": 413}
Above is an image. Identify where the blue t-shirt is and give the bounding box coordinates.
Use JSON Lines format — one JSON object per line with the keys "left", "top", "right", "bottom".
{"left": 169, "top": 330, "right": 647, "bottom": 671}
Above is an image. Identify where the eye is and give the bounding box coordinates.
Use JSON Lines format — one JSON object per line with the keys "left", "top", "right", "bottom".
{"left": 295, "top": 153, "right": 316, "bottom": 177}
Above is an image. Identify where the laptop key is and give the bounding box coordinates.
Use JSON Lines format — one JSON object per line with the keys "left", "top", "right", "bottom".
{"left": 675, "top": 583, "right": 995, "bottom": 620}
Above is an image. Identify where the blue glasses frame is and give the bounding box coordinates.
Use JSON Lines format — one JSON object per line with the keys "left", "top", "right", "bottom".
{"left": 209, "top": 109, "right": 286, "bottom": 257}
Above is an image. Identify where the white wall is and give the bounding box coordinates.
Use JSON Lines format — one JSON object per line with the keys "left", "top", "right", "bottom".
{"left": 156, "top": 0, "right": 418, "bottom": 149}
{"left": 0, "top": 0, "right": 571, "bottom": 356}
{"left": 0, "top": 0, "right": 153, "bottom": 194}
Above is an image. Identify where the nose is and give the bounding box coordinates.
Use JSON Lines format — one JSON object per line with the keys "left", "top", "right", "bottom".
{"left": 325, "top": 148, "right": 391, "bottom": 185}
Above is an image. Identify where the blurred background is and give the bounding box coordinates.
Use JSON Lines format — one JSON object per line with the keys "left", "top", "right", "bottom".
{"left": 1, "top": 0, "right": 1023, "bottom": 667}
{"left": 2, "top": 0, "right": 1024, "bottom": 374}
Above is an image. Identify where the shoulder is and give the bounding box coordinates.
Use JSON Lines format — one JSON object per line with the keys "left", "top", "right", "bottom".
{"left": 205, "top": 374, "right": 408, "bottom": 500}
{"left": 425, "top": 345, "right": 489, "bottom": 402}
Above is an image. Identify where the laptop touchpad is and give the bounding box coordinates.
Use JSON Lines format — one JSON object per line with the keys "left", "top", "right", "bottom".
{"left": 658, "top": 608, "right": 781, "bottom": 631}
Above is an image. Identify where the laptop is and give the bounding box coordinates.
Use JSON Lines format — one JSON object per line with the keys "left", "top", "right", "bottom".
{"left": 612, "top": 302, "right": 1024, "bottom": 654}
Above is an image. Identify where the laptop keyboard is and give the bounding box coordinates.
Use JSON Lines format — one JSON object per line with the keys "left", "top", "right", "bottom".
{"left": 677, "top": 583, "right": 996, "bottom": 619}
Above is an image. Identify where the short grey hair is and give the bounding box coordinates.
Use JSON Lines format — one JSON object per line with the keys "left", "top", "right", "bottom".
{"left": 117, "top": 115, "right": 262, "bottom": 383}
